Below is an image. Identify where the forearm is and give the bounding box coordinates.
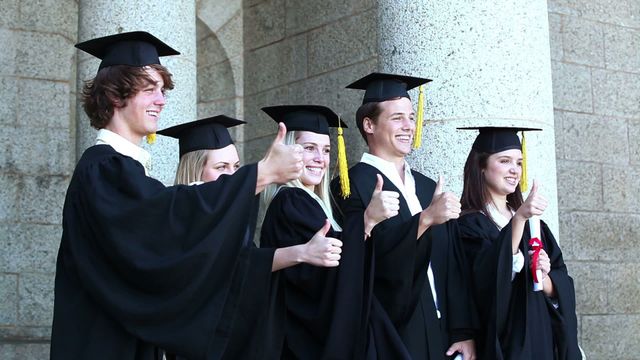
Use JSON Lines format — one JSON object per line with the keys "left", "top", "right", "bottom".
{"left": 271, "top": 245, "right": 304, "bottom": 272}
{"left": 543, "top": 274, "right": 556, "bottom": 298}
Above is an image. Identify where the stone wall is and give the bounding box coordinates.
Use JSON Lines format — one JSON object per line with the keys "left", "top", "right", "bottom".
{"left": 548, "top": 0, "right": 640, "bottom": 358}
{"left": 242, "top": 0, "right": 377, "bottom": 167}
{"left": 0, "top": 0, "right": 78, "bottom": 357}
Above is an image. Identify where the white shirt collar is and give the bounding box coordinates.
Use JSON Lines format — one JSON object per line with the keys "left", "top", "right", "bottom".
{"left": 360, "top": 153, "right": 422, "bottom": 215}
{"left": 95, "top": 129, "right": 152, "bottom": 175}
{"left": 485, "top": 203, "right": 515, "bottom": 230}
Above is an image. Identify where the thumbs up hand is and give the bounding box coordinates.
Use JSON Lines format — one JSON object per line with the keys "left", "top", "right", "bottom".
{"left": 363, "top": 174, "right": 400, "bottom": 238}
{"left": 257, "top": 123, "right": 304, "bottom": 189}
{"left": 515, "top": 180, "right": 547, "bottom": 220}
{"left": 301, "top": 219, "right": 343, "bottom": 267}
{"left": 421, "top": 176, "right": 461, "bottom": 226}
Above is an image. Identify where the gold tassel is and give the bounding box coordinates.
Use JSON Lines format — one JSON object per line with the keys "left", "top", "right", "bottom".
{"left": 412, "top": 84, "right": 425, "bottom": 149}
{"left": 520, "top": 131, "right": 528, "bottom": 192}
{"left": 146, "top": 133, "right": 156, "bottom": 144}
{"left": 337, "top": 120, "right": 350, "bottom": 198}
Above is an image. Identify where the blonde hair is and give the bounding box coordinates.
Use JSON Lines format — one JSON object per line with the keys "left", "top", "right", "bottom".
{"left": 261, "top": 131, "right": 335, "bottom": 222}
{"left": 174, "top": 150, "right": 209, "bottom": 185}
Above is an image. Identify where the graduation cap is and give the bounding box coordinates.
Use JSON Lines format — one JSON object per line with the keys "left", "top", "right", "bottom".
{"left": 458, "top": 126, "right": 542, "bottom": 192}
{"left": 262, "top": 105, "right": 351, "bottom": 198}
{"left": 75, "top": 31, "right": 180, "bottom": 71}
{"left": 346, "top": 72, "right": 432, "bottom": 149}
{"left": 157, "top": 115, "right": 245, "bottom": 157}
{"left": 261, "top": 105, "right": 347, "bottom": 135}
{"left": 346, "top": 72, "right": 431, "bottom": 104}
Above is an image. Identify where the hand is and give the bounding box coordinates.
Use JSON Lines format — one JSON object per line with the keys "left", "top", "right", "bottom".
{"left": 514, "top": 180, "right": 547, "bottom": 221}
{"left": 529, "top": 248, "right": 551, "bottom": 280}
{"left": 258, "top": 123, "right": 304, "bottom": 185}
{"left": 446, "top": 339, "right": 476, "bottom": 360}
{"left": 421, "top": 176, "right": 461, "bottom": 227}
{"left": 301, "top": 220, "right": 343, "bottom": 267}
{"left": 364, "top": 174, "right": 400, "bottom": 231}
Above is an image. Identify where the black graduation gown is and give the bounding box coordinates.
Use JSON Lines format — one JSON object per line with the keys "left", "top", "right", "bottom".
{"left": 458, "top": 212, "right": 580, "bottom": 360}
{"left": 260, "top": 187, "right": 409, "bottom": 359}
{"left": 331, "top": 163, "right": 475, "bottom": 360}
{"left": 50, "top": 145, "right": 276, "bottom": 360}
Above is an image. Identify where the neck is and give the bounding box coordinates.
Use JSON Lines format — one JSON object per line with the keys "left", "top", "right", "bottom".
{"left": 105, "top": 116, "right": 144, "bottom": 145}
{"left": 488, "top": 193, "right": 510, "bottom": 216}
{"left": 369, "top": 149, "right": 406, "bottom": 181}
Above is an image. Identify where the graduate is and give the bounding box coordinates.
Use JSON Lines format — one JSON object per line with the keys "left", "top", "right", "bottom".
{"left": 50, "top": 31, "right": 318, "bottom": 360}
{"left": 259, "top": 105, "right": 410, "bottom": 359}
{"left": 457, "top": 127, "right": 580, "bottom": 359}
{"left": 331, "top": 73, "right": 476, "bottom": 360}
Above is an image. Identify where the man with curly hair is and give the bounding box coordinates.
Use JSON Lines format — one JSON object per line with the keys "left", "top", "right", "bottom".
{"left": 50, "top": 31, "right": 313, "bottom": 360}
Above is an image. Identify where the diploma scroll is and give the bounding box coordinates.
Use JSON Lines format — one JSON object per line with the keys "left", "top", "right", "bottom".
{"left": 528, "top": 216, "right": 544, "bottom": 292}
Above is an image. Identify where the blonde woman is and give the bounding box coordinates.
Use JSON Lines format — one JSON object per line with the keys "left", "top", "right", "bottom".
{"left": 260, "top": 105, "right": 409, "bottom": 359}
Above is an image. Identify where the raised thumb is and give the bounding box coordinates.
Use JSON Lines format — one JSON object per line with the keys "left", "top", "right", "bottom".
{"left": 434, "top": 175, "right": 444, "bottom": 194}
{"left": 316, "top": 219, "right": 331, "bottom": 237}
{"left": 374, "top": 174, "right": 384, "bottom": 192}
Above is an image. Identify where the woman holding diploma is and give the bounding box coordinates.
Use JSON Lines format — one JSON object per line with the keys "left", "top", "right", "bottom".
{"left": 457, "top": 127, "right": 580, "bottom": 360}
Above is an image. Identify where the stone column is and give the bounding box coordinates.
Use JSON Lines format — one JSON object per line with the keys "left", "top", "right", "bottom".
{"left": 378, "top": 0, "right": 559, "bottom": 234}
{"left": 77, "top": 0, "right": 196, "bottom": 184}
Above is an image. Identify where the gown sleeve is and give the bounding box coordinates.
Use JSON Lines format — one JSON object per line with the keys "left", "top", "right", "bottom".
{"left": 52, "top": 147, "right": 274, "bottom": 359}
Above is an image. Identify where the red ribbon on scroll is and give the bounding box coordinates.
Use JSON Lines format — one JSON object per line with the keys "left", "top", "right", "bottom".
{"left": 529, "top": 237, "right": 543, "bottom": 283}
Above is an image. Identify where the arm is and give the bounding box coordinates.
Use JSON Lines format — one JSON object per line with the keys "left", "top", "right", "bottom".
{"left": 271, "top": 220, "right": 342, "bottom": 271}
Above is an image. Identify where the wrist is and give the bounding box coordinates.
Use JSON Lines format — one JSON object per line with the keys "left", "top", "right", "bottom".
{"left": 420, "top": 209, "right": 434, "bottom": 228}
{"left": 296, "top": 243, "right": 308, "bottom": 264}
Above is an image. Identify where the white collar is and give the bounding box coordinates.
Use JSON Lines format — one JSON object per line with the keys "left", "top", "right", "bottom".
{"left": 95, "top": 129, "right": 152, "bottom": 175}
{"left": 360, "top": 153, "right": 422, "bottom": 215}
{"left": 485, "top": 203, "right": 514, "bottom": 230}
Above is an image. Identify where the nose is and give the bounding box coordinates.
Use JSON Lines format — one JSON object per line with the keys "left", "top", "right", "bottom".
{"left": 154, "top": 90, "right": 166, "bottom": 106}
{"left": 402, "top": 117, "right": 415, "bottom": 131}
{"left": 313, "top": 148, "right": 324, "bottom": 163}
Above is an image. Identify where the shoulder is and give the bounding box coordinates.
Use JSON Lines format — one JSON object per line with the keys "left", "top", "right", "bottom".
{"left": 458, "top": 211, "right": 494, "bottom": 235}
{"left": 270, "top": 187, "right": 322, "bottom": 214}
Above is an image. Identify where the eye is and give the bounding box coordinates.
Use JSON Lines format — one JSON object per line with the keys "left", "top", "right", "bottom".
{"left": 323, "top": 148, "right": 331, "bottom": 155}
{"left": 215, "top": 165, "right": 226, "bottom": 171}
{"left": 234, "top": 164, "right": 240, "bottom": 170}
{"left": 500, "top": 159, "right": 510, "bottom": 164}
{"left": 304, "top": 145, "right": 316, "bottom": 152}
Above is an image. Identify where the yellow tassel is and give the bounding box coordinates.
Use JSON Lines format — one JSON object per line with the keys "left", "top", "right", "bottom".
{"left": 337, "top": 120, "right": 350, "bottom": 198}
{"left": 146, "top": 133, "right": 156, "bottom": 144}
{"left": 412, "top": 85, "right": 425, "bottom": 149}
{"left": 520, "top": 131, "right": 528, "bottom": 192}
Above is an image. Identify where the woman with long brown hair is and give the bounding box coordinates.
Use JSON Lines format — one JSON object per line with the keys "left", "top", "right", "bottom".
{"left": 457, "top": 127, "right": 580, "bottom": 360}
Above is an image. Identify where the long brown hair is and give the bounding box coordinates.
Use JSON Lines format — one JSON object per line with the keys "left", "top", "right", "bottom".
{"left": 460, "top": 148, "right": 524, "bottom": 222}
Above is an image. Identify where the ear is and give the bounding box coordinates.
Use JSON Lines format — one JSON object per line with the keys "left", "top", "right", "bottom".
{"left": 362, "top": 117, "right": 375, "bottom": 135}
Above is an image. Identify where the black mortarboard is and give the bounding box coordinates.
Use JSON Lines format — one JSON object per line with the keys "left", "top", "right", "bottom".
{"left": 157, "top": 115, "right": 245, "bottom": 157}
{"left": 261, "top": 105, "right": 347, "bottom": 135}
{"left": 458, "top": 126, "right": 541, "bottom": 154}
{"left": 346, "top": 72, "right": 432, "bottom": 104}
{"left": 75, "top": 31, "right": 180, "bottom": 71}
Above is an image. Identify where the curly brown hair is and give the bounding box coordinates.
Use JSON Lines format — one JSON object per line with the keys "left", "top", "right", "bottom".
{"left": 81, "top": 64, "right": 175, "bottom": 129}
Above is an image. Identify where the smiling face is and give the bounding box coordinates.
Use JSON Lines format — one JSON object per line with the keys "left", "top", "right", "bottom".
{"left": 295, "top": 131, "right": 331, "bottom": 191}
{"left": 363, "top": 97, "right": 415, "bottom": 162}
{"left": 108, "top": 67, "right": 166, "bottom": 144}
{"left": 483, "top": 149, "right": 523, "bottom": 200}
{"left": 200, "top": 144, "right": 240, "bottom": 182}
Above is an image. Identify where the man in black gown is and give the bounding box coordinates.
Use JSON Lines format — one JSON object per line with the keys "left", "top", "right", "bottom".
{"left": 331, "top": 73, "right": 477, "bottom": 360}
{"left": 50, "top": 31, "right": 317, "bottom": 360}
